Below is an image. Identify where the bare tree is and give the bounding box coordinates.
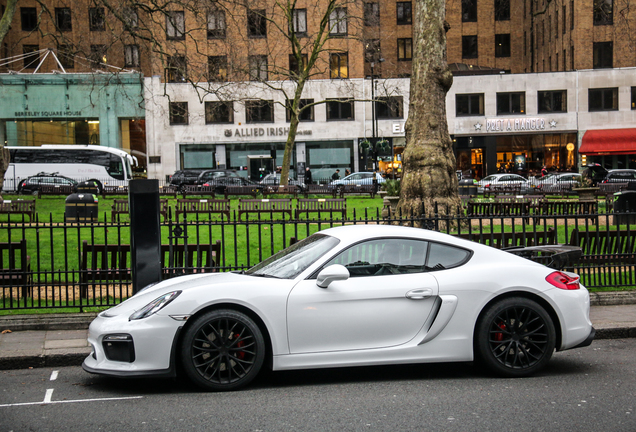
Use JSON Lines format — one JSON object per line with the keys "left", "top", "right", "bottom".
{"left": 398, "top": 0, "right": 460, "bottom": 218}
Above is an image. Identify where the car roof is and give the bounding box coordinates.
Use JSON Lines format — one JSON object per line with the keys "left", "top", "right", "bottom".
{"left": 319, "top": 224, "right": 474, "bottom": 246}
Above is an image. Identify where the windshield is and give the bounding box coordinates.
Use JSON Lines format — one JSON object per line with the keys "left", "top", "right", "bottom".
{"left": 245, "top": 234, "right": 340, "bottom": 279}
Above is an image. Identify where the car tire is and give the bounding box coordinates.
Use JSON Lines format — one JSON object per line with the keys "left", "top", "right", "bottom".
{"left": 180, "top": 309, "right": 266, "bottom": 391}
{"left": 475, "top": 297, "right": 556, "bottom": 378}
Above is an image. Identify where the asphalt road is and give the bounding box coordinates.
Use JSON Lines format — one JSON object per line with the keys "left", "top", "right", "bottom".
{"left": 1, "top": 338, "right": 635, "bottom": 432}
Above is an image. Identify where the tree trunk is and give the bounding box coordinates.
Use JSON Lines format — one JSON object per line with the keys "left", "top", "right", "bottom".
{"left": 0, "top": 146, "right": 9, "bottom": 202}
{"left": 0, "top": 0, "right": 18, "bottom": 47}
{"left": 398, "top": 0, "right": 460, "bottom": 220}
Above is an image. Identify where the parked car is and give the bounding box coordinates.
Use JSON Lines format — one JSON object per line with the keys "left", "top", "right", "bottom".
{"left": 329, "top": 172, "right": 386, "bottom": 191}
{"left": 260, "top": 173, "right": 305, "bottom": 192}
{"left": 83, "top": 224, "right": 594, "bottom": 391}
{"left": 169, "top": 169, "right": 207, "bottom": 187}
{"left": 196, "top": 169, "right": 242, "bottom": 186}
{"left": 581, "top": 164, "right": 609, "bottom": 186}
{"left": 601, "top": 169, "right": 636, "bottom": 185}
{"left": 17, "top": 172, "right": 78, "bottom": 195}
{"left": 476, "top": 173, "right": 530, "bottom": 194}
{"left": 201, "top": 176, "right": 263, "bottom": 195}
{"left": 532, "top": 172, "right": 582, "bottom": 193}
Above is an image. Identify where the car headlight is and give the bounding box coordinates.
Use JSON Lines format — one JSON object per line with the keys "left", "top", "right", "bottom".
{"left": 129, "top": 291, "right": 181, "bottom": 321}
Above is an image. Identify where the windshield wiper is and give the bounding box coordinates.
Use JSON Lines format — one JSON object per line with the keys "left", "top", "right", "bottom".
{"left": 249, "top": 273, "right": 281, "bottom": 279}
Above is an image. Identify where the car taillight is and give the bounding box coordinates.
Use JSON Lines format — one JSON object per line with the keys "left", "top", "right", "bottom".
{"left": 546, "top": 271, "right": 580, "bottom": 290}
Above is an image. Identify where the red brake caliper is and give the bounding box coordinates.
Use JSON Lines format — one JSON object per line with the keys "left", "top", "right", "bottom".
{"left": 235, "top": 334, "right": 245, "bottom": 360}
{"left": 495, "top": 322, "right": 506, "bottom": 342}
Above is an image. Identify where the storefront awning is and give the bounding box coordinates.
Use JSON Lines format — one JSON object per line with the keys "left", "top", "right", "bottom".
{"left": 579, "top": 128, "right": 636, "bottom": 155}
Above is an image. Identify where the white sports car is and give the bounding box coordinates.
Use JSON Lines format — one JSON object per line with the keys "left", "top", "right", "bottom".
{"left": 83, "top": 225, "right": 594, "bottom": 391}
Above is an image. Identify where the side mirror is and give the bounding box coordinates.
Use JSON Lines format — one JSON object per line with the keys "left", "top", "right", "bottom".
{"left": 316, "top": 264, "right": 350, "bottom": 288}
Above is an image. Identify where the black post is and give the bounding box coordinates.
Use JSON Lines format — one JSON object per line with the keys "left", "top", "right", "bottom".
{"left": 129, "top": 179, "right": 162, "bottom": 294}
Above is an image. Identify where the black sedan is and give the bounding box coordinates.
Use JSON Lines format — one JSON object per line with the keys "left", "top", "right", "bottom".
{"left": 18, "top": 173, "right": 78, "bottom": 195}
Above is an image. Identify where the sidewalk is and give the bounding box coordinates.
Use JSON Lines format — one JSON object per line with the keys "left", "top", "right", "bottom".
{"left": 1, "top": 303, "right": 636, "bottom": 371}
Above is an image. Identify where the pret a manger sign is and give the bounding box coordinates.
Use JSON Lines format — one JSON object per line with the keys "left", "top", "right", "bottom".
{"left": 486, "top": 118, "right": 546, "bottom": 132}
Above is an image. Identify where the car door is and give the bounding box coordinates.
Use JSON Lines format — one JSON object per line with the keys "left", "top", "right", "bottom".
{"left": 287, "top": 238, "right": 439, "bottom": 353}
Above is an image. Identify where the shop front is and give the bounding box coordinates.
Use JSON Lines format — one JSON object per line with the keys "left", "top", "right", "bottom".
{"left": 579, "top": 128, "right": 636, "bottom": 170}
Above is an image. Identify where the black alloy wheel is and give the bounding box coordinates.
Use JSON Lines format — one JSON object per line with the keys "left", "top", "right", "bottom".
{"left": 181, "top": 309, "right": 265, "bottom": 391}
{"left": 475, "top": 297, "right": 556, "bottom": 377}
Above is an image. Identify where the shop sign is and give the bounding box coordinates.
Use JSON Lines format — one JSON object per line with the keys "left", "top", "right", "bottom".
{"left": 224, "top": 127, "right": 312, "bottom": 138}
{"left": 480, "top": 118, "right": 551, "bottom": 132}
{"left": 14, "top": 110, "right": 82, "bottom": 117}
{"left": 392, "top": 123, "right": 406, "bottom": 134}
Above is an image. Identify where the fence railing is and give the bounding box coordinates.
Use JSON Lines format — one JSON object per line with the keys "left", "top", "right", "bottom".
{"left": 1, "top": 204, "right": 635, "bottom": 311}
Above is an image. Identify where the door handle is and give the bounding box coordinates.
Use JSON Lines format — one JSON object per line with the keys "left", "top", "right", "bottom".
{"left": 406, "top": 289, "right": 433, "bottom": 300}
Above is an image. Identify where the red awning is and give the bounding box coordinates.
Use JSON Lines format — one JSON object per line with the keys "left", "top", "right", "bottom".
{"left": 579, "top": 128, "right": 636, "bottom": 155}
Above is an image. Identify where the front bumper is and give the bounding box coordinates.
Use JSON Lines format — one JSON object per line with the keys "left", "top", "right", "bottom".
{"left": 82, "top": 313, "right": 183, "bottom": 378}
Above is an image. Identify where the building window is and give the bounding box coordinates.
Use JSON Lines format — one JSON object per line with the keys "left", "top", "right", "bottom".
{"left": 375, "top": 96, "right": 403, "bottom": 119}
{"left": 594, "top": 0, "right": 613, "bottom": 25}
{"left": 205, "top": 101, "right": 233, "bottom": 124}
{"left": 495, "top": 34, "right": 510, "bottom": 57}
{"left": 248, "top": 9, "right": 267, "bottom": 37}
{"left": 292, "top": 9, "right": 307, "bottom": 35}
{"left": 496, "top": 92, "right": 525, "bottom": 114}
{"left": 462, "top": 0, "right": 477, "bottom": 22}
{"left": 245, "top": 100, "right": 274, "bottom": 123}
{"left": 124, "top": 45, "right": 139, "bottom": 67}
{"left": 396, "top": 2, "right": 412, "bottom": 25}
{"left": 166, "top": 55, "right": 187, "bottom": 82}
{"left": 588, "top": 88, "right": 618, "bottom": 111}
{"left": 562, "top": 5, "right": 566, "bottom": 34}
{"left": 207, "top": 10, "right": 226, "bottom": 38}
{"left": 397, "top": 38, "right": 412, "bottom": 61}
{"left": 89, "top": 8, "right": 105, "bottom": 31}
{"left": 22, "top": 45, "right": 39, "bottom": 69}
{"left": 563, "top": 49, "right": 567, "bottom": 70}
{"left": 21, "top": 8, "right": 37, "bottom": 32}
{"left": 57, "top": 45, "right": 74, "bottom": 68}
{"left": 289, "top": 53, "right": 308, "bottom": 76}
{"left": 538, "top": 90, "right": 567, "bottom": 113}
{"left": 571, "top": 45, "right": 574, "bottom": 69}
{"left": 249, "top": 55, "right": 268, "bottom": 81}
{"left": 330, "top": 52, "right": 348, "bottom": 78}
{"left": 166, "top": 11, "right": 185, "bottom": 40}
{"left": 208, "top": 55, "right": 227, "bottom": 81}
{"left": 632, "top": 87, "right": 636, "bottom": 110}
{"left": 286, "top": 99, "right": 315, "bottom": 122}
{"left": 89, "top": 45, "right": 107, "bottom": 69}
{"left": 462, "top": 35, "right": 478, "bottom": 59}
{"left": 124, "top": 7, "right": 138, "bottom": 29}
{"left": 455, "top": 93, "right": 484, "bottom": 116}
{"left": 495, "top": 0, "right": 510, "bottom": 20}
{"left": 329, "top": 8, "right": 348, "bottom": 35}
{"left": 593, "top": 42, "right": 613, "bottom": 68}
{"left": 365, "top": 39, "right": 381, "bottom": 63}
{"left": 55, "top": 8, "right": 72, "bottom": 32}
{"left": 364, "top": 2, "right": 380, "bottom": 26}
{"left": 169, "top": 102, "right": 189, "bottom": 125}
{"left": 555, "top": 9, "right": 558, "bottom": 39}
{"left": 571, "top": 0, "right": 574, "bottom": 29}
{"left": 326, "top": 99, "right": 354, "bottom": 120}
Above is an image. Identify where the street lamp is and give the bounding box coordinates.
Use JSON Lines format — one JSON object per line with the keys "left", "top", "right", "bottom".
{"left": 370, "top": 58, "right": 384, "bottom": 170}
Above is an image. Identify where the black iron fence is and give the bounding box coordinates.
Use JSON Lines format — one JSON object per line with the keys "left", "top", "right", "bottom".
{"left": 1, "top": 204, "right": 636, "bottom": 312}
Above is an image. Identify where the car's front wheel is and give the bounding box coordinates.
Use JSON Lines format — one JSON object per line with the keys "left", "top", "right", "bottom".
{"left": 180, "top": 309, "right": 266, "bottom": 391}
{"left": 475, "top": 297, "right": 556, "bottom": 377}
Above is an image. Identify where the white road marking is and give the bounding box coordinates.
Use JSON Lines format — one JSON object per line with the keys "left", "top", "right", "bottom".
{"left": 50, "top": 371, "right": 59, "bottom": 381}
{"left": 43, "top": 389, "right": 54, "bottom": 403}
{"left": 0, "top": 396, "right": 143, "bottom": 408}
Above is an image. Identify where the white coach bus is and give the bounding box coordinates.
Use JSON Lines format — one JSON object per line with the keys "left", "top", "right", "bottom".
{"left": 2, "top": 145, "right": 137, "bottom": 192}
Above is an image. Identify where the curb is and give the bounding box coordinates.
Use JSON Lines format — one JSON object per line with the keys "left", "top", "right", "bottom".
{"left": 0, "top": 353, "right": 89, "bottom": 370}
{"left": 589, "top": 291, "right": 636, "bottom": 306}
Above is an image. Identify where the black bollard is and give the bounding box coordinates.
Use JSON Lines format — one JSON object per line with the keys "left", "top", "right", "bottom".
{"left": 129, "top": 179, "right": 162, "bottom": 294}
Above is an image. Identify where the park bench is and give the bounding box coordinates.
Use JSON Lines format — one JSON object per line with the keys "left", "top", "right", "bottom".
{"left": 262, "top": 184, "right": 300, "bottom": 198}
{"left": 336, "top": 184, "right": 378, "bottom": 198}
{"left": 224, "top": 186, "right": 261, "bottom": 199}
{"left": 456, "top": 228, "right": 556, "bottom": 249}
{"left": 0, "top": 200, "right": 36, "bottom": 222}
{"left": 38, "top": 184, "right": 75, "bottom": 197}
{"left": 237, "top": 199, "right": 293, "bottom": 220}
{"left": 534, "top": 200, "right": 598, "bottom": 223}
{"left": 102, "top": 185, "right": 129, "bottom": 197}
{"left": 111, "top": 199, "right": 169, "bottom": 222}
{"left": 180, "top": 185, "right": 216, "bottom": 198}
{"left": 0, "top": 240, "right": 31, "bottom": 298}
{"left": 304, "top": 183, "right": 337, "bottom": 198}
{"left": 174, "top": 199, "right": 231, "bottom": 220}
{"left": 568, "top": 228, "right": 636, "bottom": 265}
{"left": 295, "top": 198, "right": 347, "bottom": 219}
{"left": 465, "top": 200, "right": 531, "bottom": 220}
{"left": 598, "top": 182, "right": 628, "bottom": 196}
{"left": 80, "top": 240, "right": 222, "bottom": 297}
{"left": 158, "top": 185, "right": 178, "bottom": 198}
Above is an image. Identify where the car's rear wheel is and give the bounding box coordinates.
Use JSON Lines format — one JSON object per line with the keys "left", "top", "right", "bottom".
{"left": 180, "top": 309, "right": 265, "bottom": 391}
{"left": 475, "top": 297, "right": 556, "bottom": 377}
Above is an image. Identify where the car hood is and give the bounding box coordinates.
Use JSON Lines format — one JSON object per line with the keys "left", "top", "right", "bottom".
{"left": 100, "top": 272, "right": 262, "bottom": 318}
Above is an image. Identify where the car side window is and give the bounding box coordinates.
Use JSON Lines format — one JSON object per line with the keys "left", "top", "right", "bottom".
{"left": 427, "top": 242, "right": 471, "bottom": 270}
{"left": 322, "top": 238, "right": 429, "bottom": 277}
